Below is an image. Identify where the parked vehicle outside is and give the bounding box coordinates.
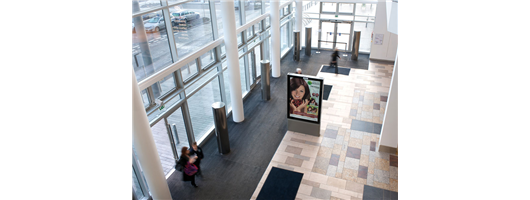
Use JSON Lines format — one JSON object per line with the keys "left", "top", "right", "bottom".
{"left": 170, "top": 10, "right": 200, "bottom": 25}
{"left": 143, "top": 17, "right": 165, "bottom": 32}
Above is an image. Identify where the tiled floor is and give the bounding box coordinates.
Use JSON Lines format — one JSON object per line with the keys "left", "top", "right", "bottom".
{"left": 251, "top": 61, "right": 397, "bottom": 200}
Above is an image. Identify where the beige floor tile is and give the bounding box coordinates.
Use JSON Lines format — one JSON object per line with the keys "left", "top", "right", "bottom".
{"left": 327, "top": 176, "right": 347, "bottom": 190}
{"left": 390, "top": 178, "right": 398, "bottom": 192}
{"left": 345, "top": 180, "right": 364, "bottom": 193}
{"left": 301, "top": 160, "right": 315, "bottom": 170}
{"left": 295, "top": 193, "right": 313, "bottom": 200}
{"left": 337, "top": 188, "right": 362, "bottom": 198}
{"left": 373, "top": 181, "right": 390, "bottom": 190}
{"left": 331, "top": 191, "right": 352, "bottom": 200}
{"left": 332, "top": 144, "right": 342, "bottom": 155}
{"left": 297, "top": 183, "right": 313, "bottom": 195}
{"left": 317, "top": 146, "right": 333, "bottom": 158}
{"left": 310, "top": 172, "right": 330, "bottom": 184}
{"left": 339, "top": 150, "right": 347, "bottom": 162}
{"left": 354, "top": 177, "right": 367, "bottom": 185}
{"left": 335, "top": 172, "right": 342, "bottom": 179}
{"left": 348, "top": 138, "right": 363, "bottom": 148}
{"left": 272, "top": 153, "right": 288, "bottom": 163}
{"left": 320, "top": 183, "right": 340, "bottom": 192}
{"left": 375, "top": 157, "right": 390, "bottom": 171}
{"left": 362, "top": 105, "right": 372, "bottom": 112}
{"left": 342, "top": 168, "right": 357, "bottom": 181}
{"left": 368, "top": 162, "right": 375, "bottom": 174}
{"left": 371, "top": 134, "right": 379, "bottom": 142}
{"left": 362, "top": 136, "right": 371, "bottom": 146}
{"left": 312, "top": 167, "right": 327, "bottom": 175}
{"left": 360, "top": 154, "right": 369, "bottom": 167}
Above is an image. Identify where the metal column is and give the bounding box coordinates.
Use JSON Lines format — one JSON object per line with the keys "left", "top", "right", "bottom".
{"left": 261, "top": 60, "right": 271, "bottom": 101}
{"left": 293, "top": 31, "right": 300, "bottom": 61}
{"left": 305, "top": 26, "right": 312, "bottom": 56}
{"left": 352, "top": 31, "right": 361, "bottom": 60}
{"left": 212, "top": 102, "right": 230, "bottom": 154}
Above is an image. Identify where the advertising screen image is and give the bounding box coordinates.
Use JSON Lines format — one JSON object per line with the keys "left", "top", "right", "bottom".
{"left": 288, "top": 75, "right": 322, "bottom": 123}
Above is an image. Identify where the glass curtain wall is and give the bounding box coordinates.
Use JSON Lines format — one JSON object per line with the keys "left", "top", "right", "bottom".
{"left": 132, "top": 0, "right": 291, "bottom": 197}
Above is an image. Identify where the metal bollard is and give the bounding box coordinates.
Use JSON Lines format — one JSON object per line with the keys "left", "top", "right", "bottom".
{"left": 352, "top": 31, "right": 361, "bottom": 60}
{"left": 261, "top": 60, "right": 271, "bottom": 101}
{"left": 305, "top": 26, "right": 312, "bottom": 56}
{"left": 212, "top": 102, "right": 230, "bottom": 154}
{"left": 172, "top": 123, "right": 180, "bottom": 144}
{"left": 293, "top": 31, "right": 300, "bottom": 61}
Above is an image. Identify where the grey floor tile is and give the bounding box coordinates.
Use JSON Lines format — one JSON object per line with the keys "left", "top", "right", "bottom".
{"left": 294, "top": 154, "right": 311, "bottom": 161}
{"left": 310, "top": 187, "right": 332, "bottom": 199}
{"left": 344, "top": 157, "right": 360, "bottom": 170}
{"left": 374, "top": 169, "right": 390, "bottom": 184}
{"left": 314, "top": 156, "right": 330, "bottom": 171}
{"left": 389, "top": 166, "right": 398, "bottom": 179}
{"left": 320, "top": 137, "right": 335, "bottom": 148}
{"left": 326, "top": 165, "right": 337, "bottom": 177}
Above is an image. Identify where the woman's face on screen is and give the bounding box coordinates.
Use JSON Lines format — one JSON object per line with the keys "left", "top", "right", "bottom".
{"left": 291, "top": 85, "right": 305, "bottom": 100}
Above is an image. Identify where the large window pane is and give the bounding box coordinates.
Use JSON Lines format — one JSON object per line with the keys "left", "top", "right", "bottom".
{"left": 265, "top": 17, "right": 270, "bottom": 28}
{"left": 167, "top": 107, "right": 190, "bottom": 158}
{"left": 133, "top": 167, "right": 144, "bottom": 199}
{"left": 265, "top": 0, "right": 270, "bottom": 12}
{"left": 141, "top": 89, "right": 150, "bottom": 108}
{"left": 339, "top": 3, "right": 354, "bottom": 14}
{"left": 246, "top": 28, "right": 254, "bottom": 40}
{"left": 200, "top": 49, "right": 216, "bottom": 69}
{"left": 187, "top": 77, "right": 222, "bottom": 142}
{"left": 336, "top": 23, "right": 351, "bottom": 51}
{"left": 132, "top": 10, "right": 172, "bottom": 83}
{"left": 221, "top": 65, "right": 232, "bottom": 112}
{"left": 181, "top": 59, "right": 198, "bottom": 81}
{"left": 246, "top": 0, "right": 262, "bottom": 22}
{"left": 158, "top": 74, "right": 176, "bottom": 96}
{"left": 305, "top": 1, "right": 320, "bottom": 13}
{"left": 237, "top": 33, "right": 242, "bottom": 45}
{"left": 354, "top": 22, "right": 374, "bottom": 52}
{"left": 186, "top": 68, "right": 218, "bottom": 95}
{"left": 247, "top": 53, "right": 253, "bottom": 86}
{"left": 301, "top": 18, "right": 319, "bottom": 48}
{"left": 322, "top": 2, "right": 336, "bottom": 13}
{"left": 320, "top": 22, "right": 334, "bottom": 49}
{"left": 239, "top": 57, "right": 248, "bottom": 94}
{"left": 280, "top": 25, "right": 289, "bottom": 53}
{"left": 355, "top": 3, "right": 377, "bottom": 16}
{"left": 170, "top": 1, "right": 214, "bottom": 60}
{"left": 133, "top": 0, "right": 162, "bottom": 15}
{"left": 254, "top": 22, "right": 262, "bottom": 35}
{"left": 254, "top": 45, "right": 261, "bottom": 77}
{"left": 150, "top": 120, "right": 175, "bottom": 175}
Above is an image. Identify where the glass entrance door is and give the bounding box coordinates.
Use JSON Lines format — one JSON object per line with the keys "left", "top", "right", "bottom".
{"left": 319, "top": 21, "right": 352, "bottom": 51}
{"left": 320, "top": 21, "right": 335, "bottom": 49}
{"left": 336, "top": 23, "right": 351, "bottom": 51}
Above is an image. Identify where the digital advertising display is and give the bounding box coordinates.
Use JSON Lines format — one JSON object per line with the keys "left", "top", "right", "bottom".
{"left": 287, "top": 74, "right": 323, "bottom": 124}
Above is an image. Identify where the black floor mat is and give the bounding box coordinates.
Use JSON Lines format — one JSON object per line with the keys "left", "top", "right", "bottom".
{"left": 256, "top": 167, "right": 303, "bottom": 200}
{"left": 320, "top": 65, "right": 351, "bottom": 75}
{"left": 323, "top": 84, "right": 332, "bottom": 100}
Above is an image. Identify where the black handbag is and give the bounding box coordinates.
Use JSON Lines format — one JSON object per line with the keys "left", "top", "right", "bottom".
{"left": 175, "top": 159, "right": 184, "bottom": 172}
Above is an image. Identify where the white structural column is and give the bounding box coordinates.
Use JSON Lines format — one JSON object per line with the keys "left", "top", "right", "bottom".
{"left": 378, "top": 55, "right": 398, "bottom": 148}
{"left": 132, "top": 71, "right": 172, "bottom": 200}
{"left": 295, "top": 0, "right": 303, "bottom": 32}
{"left": 270, "top": 0, "right": 281, "bottom": 78}
{"left": 220, "top": 0, "right": 245, "bottom": 122}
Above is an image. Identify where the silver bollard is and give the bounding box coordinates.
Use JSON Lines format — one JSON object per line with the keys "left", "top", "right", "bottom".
{"left": 260, "top": 60, "right": 271, "bottom": 101}
{"left": 212, "top": 102, "right": 230, "bottom": 154}
{"left": 172, "top": 123, "right": 180, "bottom": 144}
{"left": 352, "top": 31, "right": 361, "bottom": 60}
{"left": 305, "top": 26, "right": 312, "bottom": 56}
{"left": 293, "top": 31, "right": 300, "bottom": 61}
